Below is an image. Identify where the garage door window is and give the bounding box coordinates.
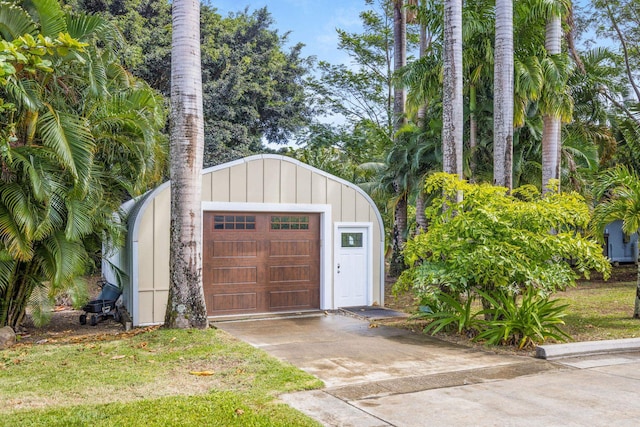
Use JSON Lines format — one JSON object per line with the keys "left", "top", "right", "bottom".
{"left": 270, "top": 216, "right": 309, "bottom": 230}
{"left": 213, "top": 215, "right": 256, "bottom": 230}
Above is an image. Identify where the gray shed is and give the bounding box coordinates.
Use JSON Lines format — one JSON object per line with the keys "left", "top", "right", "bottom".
{"left": 104, "top": 154, "right": 385, "bottom": 326}
{"left": 604, "top": 220, "right": 638, "bottom": 263}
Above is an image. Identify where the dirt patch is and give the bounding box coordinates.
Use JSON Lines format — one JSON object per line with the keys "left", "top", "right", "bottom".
{"left": 578, "top": 263, "right": 636, "bottom": 285}
{"left": 16, "top": 308, "right": 126, "bottom": 345}
{"left": 15, "top": 276, "right": 127, "bottom": 345}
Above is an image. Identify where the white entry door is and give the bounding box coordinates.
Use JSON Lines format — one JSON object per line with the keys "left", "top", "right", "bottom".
{"left": 334, "top": 225, "right": 370, "bottom": 307}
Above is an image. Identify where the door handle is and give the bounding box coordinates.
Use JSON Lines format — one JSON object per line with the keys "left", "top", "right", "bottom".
{"left": 337, "top": 263, "right": 340, "bottom": 274}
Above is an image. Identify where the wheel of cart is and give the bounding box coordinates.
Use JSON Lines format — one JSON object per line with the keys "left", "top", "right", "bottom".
{"left": 79, "top": 280, "right": 122, "bottom": 326}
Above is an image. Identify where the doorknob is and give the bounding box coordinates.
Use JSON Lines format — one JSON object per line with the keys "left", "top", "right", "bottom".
{"left": 337, "top": 263, "right": 340, "bottom": 274}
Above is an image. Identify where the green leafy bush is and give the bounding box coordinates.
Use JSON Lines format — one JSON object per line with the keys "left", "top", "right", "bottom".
{"left": 395, "top": 173, "right": 610, "bottom": 347}
{"left": 475, "top": 288, "right": 571, "bottom": 349}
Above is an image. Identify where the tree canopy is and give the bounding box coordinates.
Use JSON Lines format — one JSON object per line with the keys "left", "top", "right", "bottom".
{"left": 70, "top": 0, "right": 314, "bottom": 166}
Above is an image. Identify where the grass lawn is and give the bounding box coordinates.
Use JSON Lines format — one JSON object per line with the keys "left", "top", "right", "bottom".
{"left": 0, "top": 327, "right": 323, "bottom": 426}
{"left": 558, "top": 281, "right": 640, "bottom": 342}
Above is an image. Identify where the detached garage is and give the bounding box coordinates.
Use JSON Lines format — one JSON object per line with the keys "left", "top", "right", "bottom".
{"left": 105, "top": 154, "right": 385, "bottom": 326}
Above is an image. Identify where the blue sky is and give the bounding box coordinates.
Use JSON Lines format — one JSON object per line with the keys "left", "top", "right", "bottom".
{"left": 211, "top": 0, "right": 367, "bottom": 65}
{"left": 210, "top": 1, "right": 607, "bottom": 64}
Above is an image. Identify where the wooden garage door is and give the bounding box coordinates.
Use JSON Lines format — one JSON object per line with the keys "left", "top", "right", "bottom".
{"left": 203, "top": 212, "right": 320, "bottom": 316}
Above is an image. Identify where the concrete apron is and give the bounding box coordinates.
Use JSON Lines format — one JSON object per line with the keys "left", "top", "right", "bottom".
{"left": 214, "top": 314, "right": 561, "bottom": 426}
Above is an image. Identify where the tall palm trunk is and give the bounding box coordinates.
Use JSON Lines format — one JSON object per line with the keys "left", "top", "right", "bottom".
{"left": 542, "top": 14, "right": 561, "bottom": 194}
{"left": 390, "top": 0, "right": 408, "bottom": 277}
{"left": 414, "top": 0, "right": 429, "bottom": 234}
{"left": 415, "top": 189, "right": 428, "bottom": 233}
{"left": 393, "top": 0, "right": 407, "bottom": 130}
{"left": 493, "top": 0, "right": 514, "bottom": 190}
{"left": 166, "top": 0, "right": 208, "bottom": 328}
{"left": 416, "top": 2, "right": 429, "bottom": 127}
{"left": 442, "top": 0, "right": 463, "bottom": 179}
{"left": 469, "top": 84, "right": 478, "bottom": 180}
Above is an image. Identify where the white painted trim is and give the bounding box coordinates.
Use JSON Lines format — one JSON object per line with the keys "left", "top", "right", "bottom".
{"left": 131, "top": 240, "right": 139, "bottom": 325}
{"left": 334, "top": 222, "right": 373, "bottom": 307}
{"left": 379, "top": 245, "right": 385, "bottom": 306}
{"left": 201, "top": 202, "right": 334, "bottom": 310}
{"left": 136, "top": 322, "right": 160, "bottom": 327}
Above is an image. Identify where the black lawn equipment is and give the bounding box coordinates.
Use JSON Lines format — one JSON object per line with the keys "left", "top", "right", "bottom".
{"left": 79, "top": 280, "right": 122, "bottom": 326}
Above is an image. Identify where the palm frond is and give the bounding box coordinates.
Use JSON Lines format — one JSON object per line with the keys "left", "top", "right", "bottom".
{"left": 26, "top": 282, "right": 53, "bottom": 327}
{"left": 38, "top": 107, "right": 95, "bottom": 189}
{"left": 37, "top": 231, "right": 87, "bottom": 289}
{"left": 0, "top": 259, "right": 16, "bottom": 293}
{"left": 65, "top": 12, "right": 124, "bottom": 50}
{"left": 27, "top": 0, "right": 66, "bottom": 37}
{"left": 0, "top": 1, "right": 37, "bottom": 39}
{"left": 0, "top": 181, "right": 50, "bottom": 258}
{"left": 64, "top": 194, "right": 97, "bottom": 240}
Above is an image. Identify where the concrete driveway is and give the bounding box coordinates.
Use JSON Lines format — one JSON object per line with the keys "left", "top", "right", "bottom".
{"left": 215, "top": 313, "right": 640, "bottom": 426}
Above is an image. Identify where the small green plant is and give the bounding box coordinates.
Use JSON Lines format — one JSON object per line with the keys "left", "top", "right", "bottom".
{"left": 416, "top": 291, "right": 482, "bottom": 336}
{"left": 475, "top": 288, "right": 571, "bottom": 349}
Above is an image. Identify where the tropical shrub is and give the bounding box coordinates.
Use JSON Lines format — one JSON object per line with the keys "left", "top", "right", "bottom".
{"left": 395, "top": 173, "right": 610, "bottom": 346}
{"left": 475, "top": 288, "right": 571, "bottom": 349}
{"left": 0, "top": 1, "right": 166, "bottom": 328}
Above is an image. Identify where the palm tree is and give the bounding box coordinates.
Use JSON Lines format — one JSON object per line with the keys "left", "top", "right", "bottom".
{"left": 0, "top": 1, "right": 166, "bottom": 328}
{"left": 541, "top": 10, "right": 562, "bottom": 193}
{"left": 538, "top": 0, "right": 576, "bottom": 194}
{"left": 166, "top": 0, "right": 208, "bottom": 328}
{"left": 442, "top": 0, "right": 463, "bottom": 179}
{"left": 493, "top": 0, "right": 514, "bottom": 190}
{"left": 390, "top": 0, "right": 408, "bottom": 276}
{"left": 593, "top": 166, "right": 640, "bottom": 318}
{"left": 463, "top": 0, "right": 494, "bottom": 180}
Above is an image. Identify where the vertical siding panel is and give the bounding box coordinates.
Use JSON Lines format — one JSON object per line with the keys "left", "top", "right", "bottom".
{"left": 229, "top": 163, "right": 247, "bottom": 202}
{"left": 210, "top": 169, "right": 230, "bottom": 202}
{"left": 280, "top": 161, "right": 297, "bottom": 203}
{"left": 154, "top": 189, "right": 170, "bottom": 293}
{"left": 137, "top": 205, "right": 155, "bottom": 291}
{"left": 154, "top": 290, "right": 169, "bottom": 324}
{"left": 296, "top": 166, "right": 312, "bottom": 203}
{"left": 355, "top": 194, "right": 371, "bottom": 222}
{"left": 246, "top": 160, "right": 264, "bottom": 202}
{"left": 201, "top": 172, "right": 213, "bottom": 201}
{"left": 327, "top": 179, "right": 342, "bottom": 222}
{"left": 263, "top": 159, "right": 281, "bottom": 203}
{"left": 341, "top": 186, "right": 357, "bottom": 221}
{"left": 138, "top": 292, "right": 154, "bottom": 324}
{"left": 311, "top": 173, "right": 327, "bottom": 204}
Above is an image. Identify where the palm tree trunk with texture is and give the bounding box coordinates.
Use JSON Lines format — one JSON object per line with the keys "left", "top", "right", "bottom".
{"left": 166, "top": 0, "right": 208, "bottom": 329}
{"left": 493, "top": 0, "right": 514, "bottom": 190}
